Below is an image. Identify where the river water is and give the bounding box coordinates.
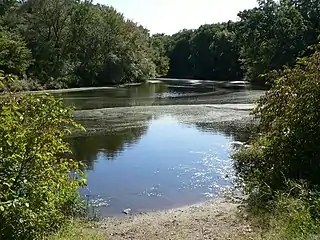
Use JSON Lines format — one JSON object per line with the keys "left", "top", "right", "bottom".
{"left": 55, "top": 81, "right": 263, "bottom": 216}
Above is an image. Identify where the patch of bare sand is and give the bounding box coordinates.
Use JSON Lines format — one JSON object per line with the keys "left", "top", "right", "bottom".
{"left": 97, "top": 199, "right": 260, "bottom": 240}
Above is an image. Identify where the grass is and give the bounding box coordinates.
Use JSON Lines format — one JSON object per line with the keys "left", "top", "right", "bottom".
{"left": 48, "top": 220, "right": 106, "bottom": 240}
{"left": 243, "top": 194, "right": 320, "bottom": 240}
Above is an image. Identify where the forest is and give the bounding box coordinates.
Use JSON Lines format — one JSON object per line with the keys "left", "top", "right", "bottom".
{"left": 1, "top": 0, "right": 319, "bottom": 90}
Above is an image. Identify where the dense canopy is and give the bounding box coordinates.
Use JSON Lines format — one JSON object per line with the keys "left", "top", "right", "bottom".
{"left": 0, "top": 0, "right": 319, "bottom": 88}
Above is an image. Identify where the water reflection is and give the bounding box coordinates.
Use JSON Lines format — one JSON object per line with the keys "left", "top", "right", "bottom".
{"left": 195, "top": 122, "right": 254, "bottom": 143}
{"left": 69, "top": 120, "right": 251, "bottom": 170}
{"left": 67, "top": 116, "right": 250, "bottom": 216}
{"left": 69, "top": 125, "right": 149, "bottom": 169}
{"left": 56, "top": 82, "right": 247, "bottom": 110}
{"left": 56, "top": 83, "right": 168, "bottom": 110}
{"left": 73, "top": 117, "right": 240, "bottom": 216}
{"left": 59, "top": 82, "right": 261, "bottom": 216}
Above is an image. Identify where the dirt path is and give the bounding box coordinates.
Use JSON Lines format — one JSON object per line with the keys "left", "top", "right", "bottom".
{"left": 96, "top": 199, "right": 259, "bottom": 240}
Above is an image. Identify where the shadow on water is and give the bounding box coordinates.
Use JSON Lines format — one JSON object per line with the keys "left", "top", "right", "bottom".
{"left": 195, "top": 122, "right": 255, "bottom": 143}
{"left": 58, "top": 82, "right": 263, "bottom": 216}
{"left": 69, "top": 120, "right": 253, "bottom": 170}
{"left": 55, "top": 82, "right": 260, "bottom": 110}
{"left": 67, "top": 117, "right": 253, "bottom": 216}
{"left": 69, "top": 124, "right": 149, "bottom": 170}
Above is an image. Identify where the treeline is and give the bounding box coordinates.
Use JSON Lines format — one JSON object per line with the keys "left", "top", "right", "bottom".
{"left": 0, "top": 0, "right": 163, "bottom": 90}
{"left": 1, "top": 0, "right": 320, "bottom": 90}
{"left": 154, "top": 0, "right": 320, "bottom": 85}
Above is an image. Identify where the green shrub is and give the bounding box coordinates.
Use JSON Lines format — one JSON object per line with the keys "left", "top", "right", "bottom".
{"left": 234, "top": 48, "right": 320, "bottom": 199}
{"left": 233, "top": 47, "right": 320, "bottom": 237}
{"left": 246, "top": 182, "right": 320, "bottom": 240}
{"left": 0, "top": 73, "right": 86, "bottom": 239}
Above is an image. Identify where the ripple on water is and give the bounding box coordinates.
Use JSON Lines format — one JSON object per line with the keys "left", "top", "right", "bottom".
{"left": 172, "top": 148, "right": 235, "bottom": 199}
{"left": 74, "top": 116, "right": 246, "bottom": 216}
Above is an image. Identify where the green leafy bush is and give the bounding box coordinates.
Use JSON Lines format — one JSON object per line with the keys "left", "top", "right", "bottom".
{"left": 0, "top": 73, "right": 86, "bottom": 239}
{"left": 233, "top": 47, "right": 320, "bottom": 238}
{"left": 234, "top": 47, "right": 320, "bottom": 197}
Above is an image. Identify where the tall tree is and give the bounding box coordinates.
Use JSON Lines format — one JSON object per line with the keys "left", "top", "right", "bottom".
{"left": 0, "top": 29, "right": 32, "bottom": 76}
{"left": 236, "top": 0, "right": 309, "bottom": 84}
{"left": 150, "top": 34, "right": 170, "bottom": 77}
{"left": 167, "top": 29, "right": 194, "bottom": 78}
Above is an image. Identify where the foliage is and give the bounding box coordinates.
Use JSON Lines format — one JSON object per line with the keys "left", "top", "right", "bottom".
{"left": 0, "top": 0, "right": 17, "bottom": 16}
{"left": 150, "top": 34, "right": 170, "bottom": 77}
{"left": 0, "top": 73, "right": 86, "bottom": 239}
{"left": 235, "top": 0, "right": 310, "bottom": 84}
{"left": 48, "top": 220, "right": 105, "bottom": 240}
{"left": 0, "top": 0, "right": 157, "bottom": 89}
{"left": 189, "top": 22, "right": 243, "bottom": 81}
{"left": 1, "top": 0, "right": 320, "bottom": 87}
{"left": 166, "top": 29, "right": 194, "bottom": 78}
{"left": 233, "top": 48, "right": 320, "bottom": 237}
{"left": 158, "top": 0, "right": 320, "bottom": 84}
{"left": 243, "top": 182, "right": 320, "bottom": 240}
{"left": 0, "top": 29, "right": 32, "bottom": 76}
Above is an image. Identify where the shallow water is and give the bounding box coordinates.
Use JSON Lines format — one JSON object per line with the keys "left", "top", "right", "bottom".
{"left": 58, "top": 82, "right": 263, "bottom": 216}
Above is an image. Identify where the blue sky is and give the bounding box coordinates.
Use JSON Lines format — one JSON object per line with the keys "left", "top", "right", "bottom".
{"left": 94, "top": 0, "right": 257, "bottom": 35}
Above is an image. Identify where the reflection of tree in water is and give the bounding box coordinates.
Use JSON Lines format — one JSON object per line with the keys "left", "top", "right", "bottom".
{"left": 127, "top": 83, "right": 168, "bottom": 98}
{"left": 55, "top": 83, "right": 169, "bottom": 110}
{"left": 195, "top": 122, "right": 256, "bottom": 143}
{"left": 68, "top": 125, "right": 148, "bottom": 170}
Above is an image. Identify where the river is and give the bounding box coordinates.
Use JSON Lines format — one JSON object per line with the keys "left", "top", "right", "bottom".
{"left": 54, "top": 81, "right": 264, "bottom": 217}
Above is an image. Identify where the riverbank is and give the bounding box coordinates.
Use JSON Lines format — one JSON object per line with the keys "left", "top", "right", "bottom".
{"left": 101, "top": 199, "right": 257, "bottom": 240}
{"left": 4, "top": 78, "right": 256, "bottom": 95}
{"left": 51, "top": 199, "right": 261, "bottom": 240}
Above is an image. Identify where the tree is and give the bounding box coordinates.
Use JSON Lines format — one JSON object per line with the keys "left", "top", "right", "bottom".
{"left": 0, "top": 73, "right": 85, "bottom": 239}
{"left": 0, "top": 0, "right": 17, "bottom": 16}
{"left": 167, "top": 29, "right": 194, "bottom": 78}
{"left": 150, "top": 34, "right": 170, "bottom": 77}
{"left": 189, "top": 22, "right": 243, "bottom": 80}
{"left": 63, "top": 3, "right": 157, "bottom": 87}
{"left": 18, "top": 0, "right": 74, "bottom": 84}
{"left": 236, "top": 0, "right": 309, "bottom": 84}
{"left": 233, "top": 46, "right": 320, "bottom": 203}
{"left": 290, "top": 0, "right": 320, "bottom": 34}
{"left": 0, "top": 29, "right": 32, "bottom": 76}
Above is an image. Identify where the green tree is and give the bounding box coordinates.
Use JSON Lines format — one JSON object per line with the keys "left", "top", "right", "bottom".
{"left": 167, "top": 29, "right": 194, "bottom": 78}
{"left": 0, "top": 0, "right": 157, "bottom": 88}
{"left": 0, "top": 29, "right": 32, "bottom": 76}
{"left": 67, "top": 3, "right": 156, "bottom": 87}
{"left": 150, "top": 34, "right": 170, "bottom": 77}
{"left": 0, "top": 73, "right": 86, "bottom": 239}
{"left": 0, "top": 0, "right": 17, "bottom": 16}
{"left": 233, "top": 46, "right": 320, "bottom": 203}
{"left": 18, "top": 0, "right": 74, "bottom": 85}
{"left": 236, "top": 0, "right": 309, "bottom": 84}
{"left": 189, "top": 22, "right": 242, "bottom": 80}
{"left": 291, "top": 0, "right": 320, "bottom": 34}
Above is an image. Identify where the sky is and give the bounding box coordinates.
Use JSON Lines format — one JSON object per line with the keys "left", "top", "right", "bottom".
{"left": 94, "top": 0, "right": 258, "bottom": 35}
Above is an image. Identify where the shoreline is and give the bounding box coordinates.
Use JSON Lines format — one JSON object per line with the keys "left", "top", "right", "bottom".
{"left": 5, "top": 78, "right": 254, "bottom": 95}
{"left": 88, "top": 198, "right": 258, "bottom": 240}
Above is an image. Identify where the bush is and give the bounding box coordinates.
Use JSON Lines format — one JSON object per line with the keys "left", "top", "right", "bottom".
{"left": 234, "top": 47, "right": 320, "bottom": 199}
{"left": 0, "top": 74, "right": 43, "bottom": 92}
{"left": 0, "top": 73, "right": 86, "bottom": 239}
{"left": 233, "top": 47, "right": 320, "bottom": 238}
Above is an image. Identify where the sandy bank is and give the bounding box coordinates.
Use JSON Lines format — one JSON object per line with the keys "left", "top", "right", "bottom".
{"left": 93, "top": 199, "right": 257, "bottom": 240}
